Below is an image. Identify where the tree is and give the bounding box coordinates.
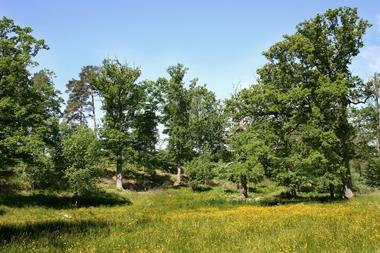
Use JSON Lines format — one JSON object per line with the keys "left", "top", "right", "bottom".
{"left": 227, "top": 8, "right": 371, "bottom": 198}
{"left": 91, "top": 59, "right": 154, "bottom": 189}
{"left": 130, "top": 80, "right": 160, "bottom": 170}
{"left": 350, "top": 73, "right": 380, "bottom": 187}
{"left": 0, "top": 17, "right": 48, "bottom": 170}
{"left": 23, "top": 70, "right": 62, "bottom": 188}
{"left": 62, "top": 126, "right": 101, "bottom": 195}
{"left": 80, "top": 66, "right": 99, "bottom": 131}
{"left": 368, "top": 73, "right": 380, "bottom": 152}
{"left": 0, "top": 17, "right": 62, "bottom": 188}
{"left": 160, "top": 64, "right": 193, "bottom": 185}
{"left": 365, "top": 156, "right": 380, "bottom": 187}
{"left": 188, "top": 83, "right": 226, "bottom": 159}
{"left": 228, "top": 127, "right": 266, "bottom": 198}
{"left": 64, "top": 66, "right": 99, "bottom": 130}
{"left": 288, "top": 7, "right": 370, "bottom": 198}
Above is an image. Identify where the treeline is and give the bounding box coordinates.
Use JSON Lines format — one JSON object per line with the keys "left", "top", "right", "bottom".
{"left": 1, "top": 7, "right": 379, "bottom": 199}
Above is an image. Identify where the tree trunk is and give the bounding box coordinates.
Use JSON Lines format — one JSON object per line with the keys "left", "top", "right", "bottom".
{"left": 174, "top": 165, "right": 182, "bottom": 186}
{"left": 342, "top": 158, "right": 354, "bottom": 199}
{"left": 80, "top": 95, "right": 84, "bottom": 125}
{"left": 329, "top": 184, "right": 335, "bottom": 199}
{"left": 240, "top": 174, "right": 248, "bottom": 198}
{"left": 91, "top": 93, "right": 96, "bottom": 132}
{"left": 116, "top": 151, "right": 124, "bottom": 190}
{"left": 290, "top": 188, "right": 297, "bottom": 197}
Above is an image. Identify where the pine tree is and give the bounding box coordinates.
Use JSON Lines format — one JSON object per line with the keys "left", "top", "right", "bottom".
{"left": 64, "top": 66, "right": 98, "bottom": 130}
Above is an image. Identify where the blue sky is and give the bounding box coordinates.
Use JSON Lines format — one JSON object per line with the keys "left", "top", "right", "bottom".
{"left": 1, "top": 0, "right": 380, "bottom": 102}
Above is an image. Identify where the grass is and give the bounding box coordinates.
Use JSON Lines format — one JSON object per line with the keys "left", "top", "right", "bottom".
{"left": 0, "top": 186, "right": 379, "bottom": 252}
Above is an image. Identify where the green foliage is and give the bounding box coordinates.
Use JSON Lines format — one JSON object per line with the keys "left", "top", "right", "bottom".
{"left": 62, "top": 127, "right": 101, "bottom": 195}
{"left": 91, "top": 59, "right": 143, "bottom": 154}
{"left": 365, "top": 157, "right": 380, "bottom": 187}
{"left": 1, "top": 8, "right": 378, "bottom": 200}
{"left": 17, "top": 70, "right": 62, "bottom": 189}
{"left": 63, "top": 66, "right": 99, "bottom": 128}
{"left": 90, "top": 59, "right": 159, "bottom": 188}
{"left": 0, "top": 18, "right": 62, "bottom": 190}
{"left": 226, "top": 7, "right": 371, "bottom": 196}
{"left": 22, "top": 154, "right": 56, "bottom": 189}
{"left": 185, "top": 152, "right": 216, "bottom": 184}
{"left": 188, "top": 84, "right": 227, "bottom": 158}
{"left": 228, "top": 128, "right": 266, "bottom": 184}
{"left": 130, "top": 80, "right": 160, "bottom": 168}
{"left": 160, "top": 64, "right": 228, "bottom": 182}
{"left": 160, "top": 64, "right": 193, "bottom": 166}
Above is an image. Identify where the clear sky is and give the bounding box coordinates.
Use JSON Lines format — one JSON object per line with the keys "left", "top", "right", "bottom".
{"left": 1, "top": 0, "right": 380, "bottom": 102}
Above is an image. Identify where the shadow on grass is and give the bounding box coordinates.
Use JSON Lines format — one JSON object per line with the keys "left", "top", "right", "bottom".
{"left": 198, "top": 194, "right": 347, "bottom": 209}
{"left": 190, "top": 184, "right": 212, "bottom": 192}
{"left": 0, "top": 219, "right": 109, "bottom": 244}
{"left": 0, "top": 191, "right": 131, "bottom": 209}
{"left": 123, "top": 172, "right": 174, "bottom": 191}
{"left": 255, "top": 194, "right": 346, "bottom": 206}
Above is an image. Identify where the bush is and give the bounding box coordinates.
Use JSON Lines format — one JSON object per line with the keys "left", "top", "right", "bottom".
{"left": 22, "top": 158, "right": 57, "bottom": 189}
{"left": 20, "top": 138, "right": 58, "bottom": 189}
{"left": 185, "top": 153, "right": 216, "bottom": 184}
{"left": 62, "top": 127, "right": 101, "bottom": 195}
{"left": 275, "top": 172, "right": 310, "bottom": 196}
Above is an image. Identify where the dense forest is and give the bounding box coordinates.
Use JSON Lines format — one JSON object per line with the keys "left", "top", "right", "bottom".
{"left": 1, "top": 7, "right": 379, "bottom": 201}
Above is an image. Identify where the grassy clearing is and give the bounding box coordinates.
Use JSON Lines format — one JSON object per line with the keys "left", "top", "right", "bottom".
{"left": 0, "top": 188, "right": 379, "bottom": 253}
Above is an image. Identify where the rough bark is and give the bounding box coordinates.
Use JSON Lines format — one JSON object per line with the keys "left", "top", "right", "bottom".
{"left": 174, "top": 166, "right": 182, "bottom": 186}
{"left": 342, "top": 158, "right": 354, "bottom": 199}
{"left": 240, "top": 174, "right": 248, "bottom": 198}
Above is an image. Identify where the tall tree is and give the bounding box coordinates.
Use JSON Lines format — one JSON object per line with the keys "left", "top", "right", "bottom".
{"left": 0, "top": 17, "right": 46, "bottom": 169}
{"left": 91, "top": 59, "right": 151, "bottom": 189}
{"left": 161, "top": 64, "right": 193, "bottom": 185}
{"left": 228, "top": 8, "right": 370, "bottom": 198}
{"left": 351, "top": 73, "right": 380, "bottom": 186}
{"left": 64, "top": 66, "right": 98, "bottom": 130}
{"left": 188, "top": 83, "right": 226, "bottom": 159}
{"left": 64, "top": 79, "right": 89, "bottom": 126}
{"left": 369, "top": 73, "right": 380, "bottom": 152}
{"left": 25, "top": 70, "right": 62, "bottom": 187}
{"left": 131, "top": 80, "right": 160, "bottom": 169}
{"left": 0, "top": 17, "right": 62, "bottom": 187}
{"left": 80, "top": 66, "right": 99, "bottom": 131}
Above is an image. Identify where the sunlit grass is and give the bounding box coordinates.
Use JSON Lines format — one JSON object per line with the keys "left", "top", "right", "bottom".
{"left": 0, "top": 189, "right": 379, "bottom": 253}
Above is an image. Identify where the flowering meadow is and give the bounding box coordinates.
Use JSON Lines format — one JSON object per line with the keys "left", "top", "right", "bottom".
{"left": 0, "top": 189, "right": 378, "bottom": 253}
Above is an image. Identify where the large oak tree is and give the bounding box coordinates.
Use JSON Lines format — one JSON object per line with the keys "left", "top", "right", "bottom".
{"left": 228, "top": 7, "right": 370, "bottom": 198}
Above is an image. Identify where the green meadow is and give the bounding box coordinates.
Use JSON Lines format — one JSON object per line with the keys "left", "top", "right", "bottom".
{"left": 0, "top": 186, "right": 379, "bottom": 253}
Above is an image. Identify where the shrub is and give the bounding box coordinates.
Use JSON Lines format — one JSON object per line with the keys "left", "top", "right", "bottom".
{"left": 62, "top": 127, "right": 101, "bottom": 195}
{"left": 23, "top": 159, "right": 56, "bottom": 189}
{"left": 185, "top": 152, "right": 216, "bottom": 185}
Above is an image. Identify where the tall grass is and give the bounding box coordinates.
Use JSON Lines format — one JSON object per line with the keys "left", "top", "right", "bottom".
{"left": 0, "top": 189, "right": 379, "bottom": 252}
